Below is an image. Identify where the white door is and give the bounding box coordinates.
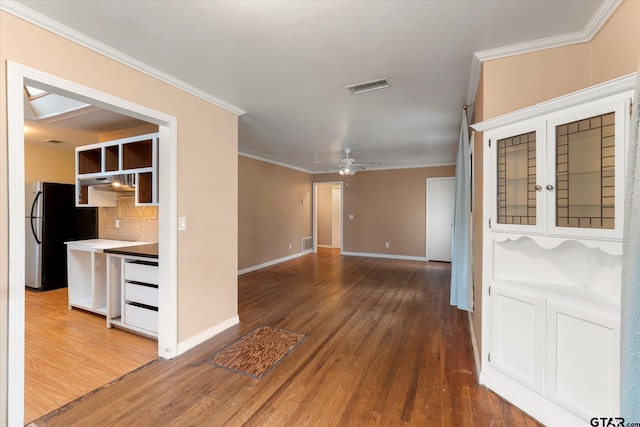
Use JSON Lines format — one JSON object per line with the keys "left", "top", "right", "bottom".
{"left": 331, "top": 186, "right": 341, "bottom": 248}
{"left": 426, "top": 177, "right": 455, "bottom": 262}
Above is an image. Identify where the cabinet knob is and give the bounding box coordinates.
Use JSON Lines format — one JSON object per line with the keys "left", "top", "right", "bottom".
{"left": 535, "top": 184, "right": 542, "bottom": 191}
{"left": 546, "top": 184, "right": 554, "bottom": 191}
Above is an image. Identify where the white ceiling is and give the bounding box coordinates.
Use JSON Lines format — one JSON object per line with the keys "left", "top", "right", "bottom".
{"left": 11, "top": 0, "right": 609, "bottom": 172}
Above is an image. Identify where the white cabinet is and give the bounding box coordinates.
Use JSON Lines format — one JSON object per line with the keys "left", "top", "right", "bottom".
{"left": 490, "top": 286, "right": 544, "bottom": 394}
{"left": 66, "top": 239, "right": 143, "bottom": 315}
{"left": 76, "top": 132, "right": 158, "bottom": 207}
{"left": 545, "top": 302, "right": 619, "bottom": 420}
{"left": 473, "top": 74, "right": 634, "bottom": 426}
{"left": 107, "top": 256, "right": 159, "bottom": 337}
{"left": 485, "top": 87, "right": 630, "bottom": 245}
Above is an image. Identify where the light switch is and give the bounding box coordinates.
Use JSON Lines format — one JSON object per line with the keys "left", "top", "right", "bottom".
{"left": 178, "top": 217, "right": 187, "bottom": 231}
{"left": 349, "top": 214, "right": 354, "bottom": 220}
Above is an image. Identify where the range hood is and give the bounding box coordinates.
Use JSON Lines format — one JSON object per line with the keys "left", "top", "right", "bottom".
{"left": 80, "top": 174, "right": 136, "bottom": 192}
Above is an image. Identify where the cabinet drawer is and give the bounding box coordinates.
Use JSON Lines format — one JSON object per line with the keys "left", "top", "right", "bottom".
{"left": 125, "top": 282, "right": 158, "bottom": 307}
{"left": 124, "top": 303, "right": 158, "bottom": 333}
{"left": 124, "top": 261, "right": 158, "bottom": 285}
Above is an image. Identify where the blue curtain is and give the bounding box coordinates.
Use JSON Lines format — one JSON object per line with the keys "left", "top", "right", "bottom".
{"left": 621, "top": 72, "right": 640, "bottom": 420}
{"left": 450, "top": 107, "right": 473, "bottom": 311}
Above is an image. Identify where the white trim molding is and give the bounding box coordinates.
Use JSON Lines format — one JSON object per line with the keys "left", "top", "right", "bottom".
{"left": 468, "top": 311, "right": 482, "bottom": 379}
{"left": 177, "top": 315, "right": 240, "bottom": 355}
{"left": 238, "top": 250, "right": 313, "bottom": 276}
{"left": 0, "top": 0, "right": 246, "bottom": 117}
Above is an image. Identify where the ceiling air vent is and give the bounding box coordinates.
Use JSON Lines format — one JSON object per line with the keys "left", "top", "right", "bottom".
{"left": 345, "top": 78, "right": 390, "bottom": 95}
{"left": 41, "top": 139, "right": 64, "bottom": 144}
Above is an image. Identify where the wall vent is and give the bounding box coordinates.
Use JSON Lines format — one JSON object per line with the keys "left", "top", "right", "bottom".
{"left": 345, "top": 78, "right": 390, "bottom": 95}
{"left": 301, "top": 237, "right": 313, "bottom": 251}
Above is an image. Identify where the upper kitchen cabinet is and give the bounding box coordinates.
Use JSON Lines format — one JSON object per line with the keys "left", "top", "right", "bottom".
{"left": 477, "top": 79, "right": 632, "bottom": 248}
{"left": 76, "top": 133, "right": 159, "bottom": 207}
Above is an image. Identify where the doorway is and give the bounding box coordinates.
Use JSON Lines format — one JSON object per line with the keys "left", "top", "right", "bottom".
{"left": 313, "top": 182, "right": 343, "bottom": 252}
{"left": 426, "top": 177, "right": 455, "bottom": 262}
{"left": 7, "top": 61, "right": 178, "bottom": 425}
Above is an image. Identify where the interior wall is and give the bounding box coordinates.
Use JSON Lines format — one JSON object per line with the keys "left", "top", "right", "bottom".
{"left": 98, "top": 123, "right": 159, "bottom": 142}
{"left": 0, "top": 11, "right": 239, "bottom": 413}
{"left": 238, "top": 155, "right": 312, "bottom": 271}
{"left": 24, "top": 143, "right": 75, "bottom": 184}
{"left": 591, "top": 0, "right": 640, "bottom": 85}
{"left": 317, "top": 184, "right": 333, "bottom": 246}
{"left": 315, "top": 166, "right": 455, "bottom": 258}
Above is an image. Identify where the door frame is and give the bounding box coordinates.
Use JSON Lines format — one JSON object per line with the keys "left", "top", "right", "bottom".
{"left": 7, "top": 61, "right": 178, "bottom": 425}
{"left": 425, "top": 177, "right": 455, "bottom": 262}
{"left": 312, "top": 181, "right": 343, "bottom": 253}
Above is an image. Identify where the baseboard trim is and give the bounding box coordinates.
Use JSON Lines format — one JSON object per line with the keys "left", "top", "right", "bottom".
{"left": 468, "top": 311, "right": 482, "bottom": 379}
{"left": 317, "top": 244, "right": 333, "bottom": 249}
{"left": 341, "top": 251, "right": 427, "bottom": 262}
{"left": 238, "top": 250, "right": 313, "bottom": 275}
{"left": 177, "top": 315, "right": 240, "bottom": 356}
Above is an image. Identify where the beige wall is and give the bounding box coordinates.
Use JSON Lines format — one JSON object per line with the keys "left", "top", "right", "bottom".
{"left": 483, "top": 1, "right": 640, "bottom": 120}
{"left": 591, "top": 0, "right": 640, "bottom": 85}
{"left": 238, "top": 156, "right": 312, "bottom": 270}
{"left": 317, "top": 184, "right": 333, "bottom": 246}
{"left": 315, "top": 166, "right": 455, "bottom": 257}
{"left": 472, "top": 0, "right": 640, "bottom": 371}
{"left": 24, "top": 143, "right": 75, "bottom": 184}
{"left": 98, "top": 123, "right": 159, "bottom": 142}
{"left": 0, "top": 11, "right": 238, "bottom": 417}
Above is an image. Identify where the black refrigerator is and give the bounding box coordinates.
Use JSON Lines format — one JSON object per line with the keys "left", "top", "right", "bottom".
{"left": 25, "top": 182, "right": 98, "bottom": 291}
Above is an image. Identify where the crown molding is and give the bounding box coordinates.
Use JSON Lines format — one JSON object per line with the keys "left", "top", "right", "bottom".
{"left": 466, "top": 0, "right": 622, "bottom": 107}
{"left": 0, "top": 0, "right": 246, "bottom": 117}
{"left": 471, "top": 73, "right": 636, "bottom": 132}
{"left": 238, "top": 152, "right": 314, "bottom": 174}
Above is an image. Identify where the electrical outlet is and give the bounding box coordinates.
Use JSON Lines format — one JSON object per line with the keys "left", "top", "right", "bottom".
{"left": 289, "top": 243, "right": 293, "bottom": 250}
{"left": 385, "top": 242, "right": 390, "bottom": 248}
{"left": 115, "top": 219, "right": 120, "bottom": 229}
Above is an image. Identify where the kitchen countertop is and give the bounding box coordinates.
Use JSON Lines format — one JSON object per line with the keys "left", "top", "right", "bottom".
{"left": 103, "top": 243, "right": 159, "bottom": 259}
{"left": 64, "top": 239, "right": 150, "bottom": 252}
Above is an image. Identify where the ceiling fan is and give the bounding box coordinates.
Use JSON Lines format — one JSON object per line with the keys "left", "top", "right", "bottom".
{"left": 316, "top": 148, "right": 381, "bottom": 175}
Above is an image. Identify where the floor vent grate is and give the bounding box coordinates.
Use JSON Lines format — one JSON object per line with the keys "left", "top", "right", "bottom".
{"left": 301, "top": 237, "right": 313, "bottom": 251}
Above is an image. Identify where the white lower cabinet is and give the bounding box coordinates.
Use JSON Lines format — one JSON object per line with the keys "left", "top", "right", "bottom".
{"left": 545, "top": 302, "right": 619, "bottom": 420}
{"left": 124, "top": 302, "right": 159, "bottom": 334}
{"left": 122, "top": 259, "right": 159, "bottom": 335}
{"left": 106, "top": 256, "right": 159, "bottom": 338}
{"left": 490, "top": 287, "right": 544, "bottom": 394}
{"left": 490, "top": 284, "right": 619, "bottom": 423}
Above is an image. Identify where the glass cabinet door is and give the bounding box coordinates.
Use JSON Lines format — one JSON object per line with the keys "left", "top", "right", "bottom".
{"left": 496, "top": 130, "right": 538, "bottom": 227}
{"left": 555, "top": 112, "right": 615, "bottom": 229}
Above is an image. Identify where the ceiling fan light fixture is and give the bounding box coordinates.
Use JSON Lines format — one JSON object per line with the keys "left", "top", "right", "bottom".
{"left": 338, "top": 165, "right": 355, "bottom": 176}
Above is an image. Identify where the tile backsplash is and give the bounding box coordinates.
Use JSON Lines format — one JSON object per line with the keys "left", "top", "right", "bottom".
{"left": 99, "top": 193, "right": 158, "bottom": 242}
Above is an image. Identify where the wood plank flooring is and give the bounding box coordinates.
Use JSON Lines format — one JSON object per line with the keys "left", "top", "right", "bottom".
{"left": 25, "top": 287, "right": 157, "bottom": 424}
{"left": 32, "top": 249, "right": 541, "bottom": 426}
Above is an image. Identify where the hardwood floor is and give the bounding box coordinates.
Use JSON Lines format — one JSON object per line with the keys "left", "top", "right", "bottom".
{"left": 25, "top": 287, "right": 157, "bottom": 424}
{"left": 32, "top": 250, "right": 541, "bottom": 426}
